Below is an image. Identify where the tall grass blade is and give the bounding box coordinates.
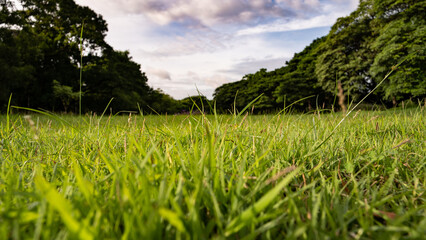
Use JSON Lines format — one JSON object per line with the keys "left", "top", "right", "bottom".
{"left": 225, "top": 167, "right": 300, "bottom": 236}
{"left": 158, "top": 208, "right": 187, "bottom": 233}
{"left": 237, "top": 93, "right": 263, "bottom": 117}
{"left": 34, "top": 174, "right": 94, "bottom": 240}
{"left": 98, "top": 97, "right": 114, "bottom": 123}
{"left": 79, "top": 21, "right": 84, "bottom": 117}
{"left": 6, "top": 93, "right": 12, "bottom": 133}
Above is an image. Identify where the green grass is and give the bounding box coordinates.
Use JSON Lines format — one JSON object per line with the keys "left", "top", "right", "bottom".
{"left": 0, "top": 108, "right": 425, "bottom": 239}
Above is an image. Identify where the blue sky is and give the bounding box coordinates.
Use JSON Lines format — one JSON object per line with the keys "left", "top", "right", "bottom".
{"left": 75, "top": 0, "right": 359, "bottom": 99}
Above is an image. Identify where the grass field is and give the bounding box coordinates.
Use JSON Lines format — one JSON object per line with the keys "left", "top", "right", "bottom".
{"left": 0, "top": 107, "right": 425, "bottom": 239}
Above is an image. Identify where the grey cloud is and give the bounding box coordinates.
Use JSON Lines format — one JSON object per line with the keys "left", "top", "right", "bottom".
{"left": 101, "top": 0, "right": 322, "bottom": 27}
{"left": 76, "top": 0, "right": 357, "bottom": 31}
{"left": 143, "top": 1, "right": 168, "bottom": 12}
{"left": 146, "top": 67, "right": 171, "bottom": 80}
{"left": 220, "top": 57, "right": 290, "bottom": 76}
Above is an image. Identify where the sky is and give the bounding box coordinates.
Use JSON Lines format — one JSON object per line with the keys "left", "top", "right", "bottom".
{"left": 74, "top": 0, "right": 359, "bottom": 99}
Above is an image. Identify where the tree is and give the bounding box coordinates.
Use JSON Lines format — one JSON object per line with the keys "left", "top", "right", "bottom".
{"left": 315, "top": 0, "right": 376, "bottom": 111}
{"left": 213, "top": 38, "right": 331, "bottom": 113}
{"left": 179, "top": 96, "right": 211, "bottom": 113}
{"left": 83, "top": 50, "right": 152, "bottom": 112}
{"left": 1, "top": 0, "right": 179, "bottom": 113}
{"left": 213, "top": 80, "right": 248, "bottom": 113}
{"left": 0, "top": 28, "right": 37, "bottom": 109}
{"left": 213, "top": 0, "right": 425, "bottom": 112}
{"left": 147, "top": 89, "right": 181, "bottom": 114}
{"left": 52, "top": 80, "right": 79, "bottom": 112}
{"left": 0, "top": 1, "right": 37, "bottom": 109}
{"left": 0, "top": 0, "right": 111, "bottom": 110}
{"left": 274, "top": 37, "right": 330, "bottom": 111}
{"left": 370, "top": 0, "right": 426, "bottom": 104}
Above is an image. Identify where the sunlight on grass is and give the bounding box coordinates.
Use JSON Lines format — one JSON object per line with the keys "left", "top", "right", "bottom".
{"left": 0, "top": 108, "right": 425, "bottom": 239}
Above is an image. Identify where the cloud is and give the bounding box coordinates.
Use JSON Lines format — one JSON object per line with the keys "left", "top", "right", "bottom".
{"left": 236, "top": 13, "right": 334, "bottom": 35}
{"left": 74, "top": 0, "right": 360, "bottom": 100}
{"left": 140, "top": 29, "right": 231, "bottom": 58}
{"left": 146, "top": 67, "right": 171, "bottom": 80}
{"left": 82, "top": 0, "right": 330, "bottom": 27}
{"left": 77, "top": 0, "right": 358, "bottom": 31}
{"left": 237, "top": 0, "right": 359, "bottom": 35}
{"left": 146, "top": 70, "right": 232, "bottom": 99}
{"left": 203, "top": 74, "right": 232, "bottom": 88}
{"left": 221, "top": 57, "right": 290, "bottom": 76}
{"left": 275, "top": 0, "right": 320, "bottom": 11}
{"left": 182, "top": 72, "right": 231, "bottom": 88}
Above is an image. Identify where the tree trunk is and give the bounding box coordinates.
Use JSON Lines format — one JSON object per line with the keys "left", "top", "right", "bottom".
{"left": 337, "top": 81, "right": 346, "bottom": 114}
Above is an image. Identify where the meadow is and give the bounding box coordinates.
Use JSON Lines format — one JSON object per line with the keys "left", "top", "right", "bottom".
{"left": 0, "top": 107, "right": 425, "bottom": 239}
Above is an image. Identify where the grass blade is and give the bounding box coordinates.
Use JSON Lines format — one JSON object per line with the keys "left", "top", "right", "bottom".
{"left": 225, "top": 167, "right": 300, "bottom": 236}
{"left": 158, "top": 208, "right": 187, "bottom": 233}
{"left": 34, "top": 174, "right": 94, "bottom": 240}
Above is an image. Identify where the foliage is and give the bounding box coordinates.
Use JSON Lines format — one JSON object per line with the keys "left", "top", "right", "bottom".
{"left": 52, "top": 80, "right": 79, "bottom": 112}
{"left": 178, "top": 95, "right": 212, "bottom": 113}
{"left": 370, "top": 0, "right": 426, "bottom": 102}
{"left": 82, "top": 50, "right": 152, "bottom": 113}
{"left": 0, "top": 0, "right": 181, "bottom": 113}
{"left": 316, "top": 0, "right": 376, "bottom": 104}
{"left": 0, "top": 28, "right": 37, "bottom": 107}
{"left": 274, "top": 37, "right": 332, "bottom": 110}
{"left": 148, "top": 89, "right": 182, "bottom": 114}
{"left": 214, "top": 0, "right": 425, "bottom": 113}
{"left": 213, "top": 37, "right": 332, "bottom": 113}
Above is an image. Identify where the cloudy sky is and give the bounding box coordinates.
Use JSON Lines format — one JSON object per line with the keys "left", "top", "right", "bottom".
{"left": 74, "top": 0, "right": 359, "bottom": 99}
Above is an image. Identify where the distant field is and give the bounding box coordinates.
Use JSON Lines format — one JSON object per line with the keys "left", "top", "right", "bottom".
{"left": 0, "top": 108, "right": 425, "bottom": 239}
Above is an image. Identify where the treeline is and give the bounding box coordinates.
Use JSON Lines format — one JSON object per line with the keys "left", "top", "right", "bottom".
{"left": 213, "top": 0, "right": 425, "bottom": 113}
{"left": 0, "top": 0, "right": 195, "bottom": 114}
{"left": 1, "top": 0, "right": 425, "bottom": 114}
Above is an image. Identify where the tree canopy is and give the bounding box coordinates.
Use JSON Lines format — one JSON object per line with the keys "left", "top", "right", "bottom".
{"left": 0, "top": 0, "right": 184, "bottom": 113}
{"left": 213, "top": 0, "right": 425, "bottom": 113}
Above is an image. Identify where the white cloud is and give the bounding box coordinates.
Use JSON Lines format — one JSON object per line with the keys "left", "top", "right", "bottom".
{"left": 140, "top": 29, "right": 231, "bottom": 58}
{"left": 236, "top": 13, "right": 335, "bottom": 35}
{"left": 74, "top": 0, "right": 360, "bottom": 99}
{"left": 203, "top": 74, "right": 231, "bottom": 88}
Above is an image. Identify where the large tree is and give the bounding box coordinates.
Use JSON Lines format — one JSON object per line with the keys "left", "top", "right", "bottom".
{"left": 1, "top": 0, "right": 180, "bottom": 113}
{"left": 315, "top": 0, "right": 376, "bottom": 110}
{"left": 213, "top": 37, "right": 331, "bottom": 113}
{"left": 370, "top": 0, "right": 426, "bottom": 104}
{"left": 83, "top": 50, "right": 152, "bottom": 112}
{"left": 0, "top": 0, "right": 110, "bottom": 110}
{"left": 274, "top": 37, "right": 330, "bottom": 110}
{"left": 315, "top": 0, "right": 425, "bottom": 107}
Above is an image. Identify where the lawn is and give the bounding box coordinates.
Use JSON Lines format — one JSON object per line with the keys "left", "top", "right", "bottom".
{"left": 0, "top": 107, "right": 425, "bottom": 239}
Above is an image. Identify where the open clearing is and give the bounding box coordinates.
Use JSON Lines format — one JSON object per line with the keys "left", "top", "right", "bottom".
{"left": 0, "top": 108, "right": 425, "bottom": 239}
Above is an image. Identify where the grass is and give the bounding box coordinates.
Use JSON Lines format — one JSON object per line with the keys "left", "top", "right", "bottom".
{"left": 0, "top": 107, "right": 425, "bottom": 239}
